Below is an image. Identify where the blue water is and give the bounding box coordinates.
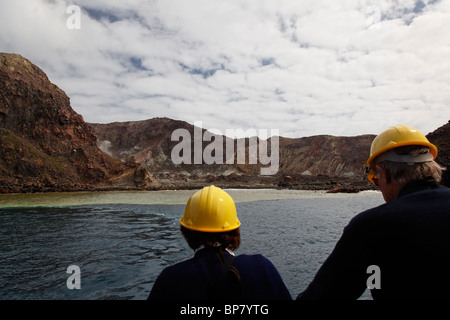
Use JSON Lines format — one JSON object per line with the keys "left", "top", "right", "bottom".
{"left": 0, "top": 190, "right": 384, "bottom": 300}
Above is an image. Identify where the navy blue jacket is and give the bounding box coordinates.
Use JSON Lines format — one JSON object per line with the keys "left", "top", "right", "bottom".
{"left": 148, "top": 248, "right": 292, "bottom": 300}
{"left": 297, "top": 179, "right": 450, "bottom": 300}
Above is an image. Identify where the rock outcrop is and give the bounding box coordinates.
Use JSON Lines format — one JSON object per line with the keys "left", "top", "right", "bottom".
{"left": 0, "top": 53, "right": 150, "bottom": 192}
{"left": 90, "top": 119, "right": 377, "bottom": 191}
{"left": 91, "top": 117, "right": 450, "bottom": 192}
{"left": 427, "top": 120, "right": 450, "bottom": 187}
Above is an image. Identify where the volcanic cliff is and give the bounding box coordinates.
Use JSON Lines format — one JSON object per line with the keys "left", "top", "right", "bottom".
{"left": 90, "top": 119, "right": 377, "bottom": 191}
{"left": 0, "top": 53, "right": 150, "bottom": 192}
{"left": 427, "top": 120, "right": 450, "bottom": 187}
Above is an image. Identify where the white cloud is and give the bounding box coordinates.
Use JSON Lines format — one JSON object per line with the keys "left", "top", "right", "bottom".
{"left": 0, "top": 0, "right": 450, "bottom": 139}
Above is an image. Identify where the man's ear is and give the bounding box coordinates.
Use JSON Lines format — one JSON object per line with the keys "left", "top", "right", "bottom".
{"left": 376, "top": 165, "right": 391, "bottom": 184}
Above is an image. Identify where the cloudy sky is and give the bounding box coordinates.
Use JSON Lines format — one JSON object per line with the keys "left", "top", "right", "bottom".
{"left": 1, "top": 0, "right": 450, "bottom": 138}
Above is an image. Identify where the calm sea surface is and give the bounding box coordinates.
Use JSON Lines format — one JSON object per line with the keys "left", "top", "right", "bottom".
{"left": 0, "top": 189, "right": 384, "bottom": 300}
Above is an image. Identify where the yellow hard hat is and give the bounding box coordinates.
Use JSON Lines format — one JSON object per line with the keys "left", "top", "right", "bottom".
{"left": 180, "top": 185, "right": 241, "bottom": 232}
{"left": 365, "top": 125, "right": 438, "bottom": 184}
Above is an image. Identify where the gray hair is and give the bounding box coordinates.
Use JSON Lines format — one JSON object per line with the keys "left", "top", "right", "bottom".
{"left": 374, "top": 146, "right": 446, "bottom": 184}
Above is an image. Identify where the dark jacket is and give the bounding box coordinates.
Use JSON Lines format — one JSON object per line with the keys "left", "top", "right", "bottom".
{"left": 297, "top": 179, "right": 450, "bottom": 300}
{"left": 148, "top": 248, "right": 292, "bottom": 300}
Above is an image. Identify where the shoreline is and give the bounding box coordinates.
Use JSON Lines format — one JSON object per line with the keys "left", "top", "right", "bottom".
{"left": 0, "top": 174, "right": 377, "bottom": 195}
{"left": 0, "top": 188, "right": 382, "bottom": 209}
{"left": 0, "top": 183, "right": 376, "bottom": 195}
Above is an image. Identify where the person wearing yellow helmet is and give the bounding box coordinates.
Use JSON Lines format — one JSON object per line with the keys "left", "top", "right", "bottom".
{"left": 148, "top": 185, "right": 291, "bottom": 300}
{"left": 297, "top": 125, "right": 450, "bottom": 300}
{"left": 364, "top": 124, "right": 442, "bottom": 202}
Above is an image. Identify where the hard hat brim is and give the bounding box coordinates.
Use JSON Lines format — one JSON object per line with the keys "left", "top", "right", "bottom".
{"left": 366, "top": 140, "right": 438, "bottom": 170}
{"left": 180, "top": 218, "right": 241, "bottom": 233}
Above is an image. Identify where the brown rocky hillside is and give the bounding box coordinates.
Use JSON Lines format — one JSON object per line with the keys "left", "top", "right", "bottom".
{"left": 90, "top": 120, "right": 377, "bottom": 190}
{"left": 427, "top": 120, "right": 450, "bottom": 187}
{"left": 0, "top": 53, "right": 149, "bottom": 192}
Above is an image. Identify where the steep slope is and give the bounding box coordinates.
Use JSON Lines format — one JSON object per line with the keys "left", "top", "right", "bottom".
{"left": 90, "top": 118, "right": 261, "bottom": 188}
{"left": 91, "top": 119, "right": 376, "bottom": 190}
{"left": 427, "top": 120, "right": 450, "bottom": 187}
{"left": 91, "top": 118, "right": 450, "bottom": 190}
{"left": 278, "top": 134, "right": 375, "bottom": 177}
{"left": 0, "top": 53, "right": 147, "bottom": 192}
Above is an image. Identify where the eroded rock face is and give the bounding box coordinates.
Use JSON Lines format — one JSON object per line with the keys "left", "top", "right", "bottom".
{"left": 427, "top": 120, "right": 450, "bottom": 187}
{"left": 0, "top": 52, "right": 148, "bottom": 192}
{"left": 277, "top": 134, "right": 376, "bottom": 177}
{"left": 91, "top": 115, "right": 450, "bottom": 191}
{"left": 90, "top": 118, "right": 377, "bottom": 190}
{"left": 91, "top": 120, "right": 375, "bottom": 176}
